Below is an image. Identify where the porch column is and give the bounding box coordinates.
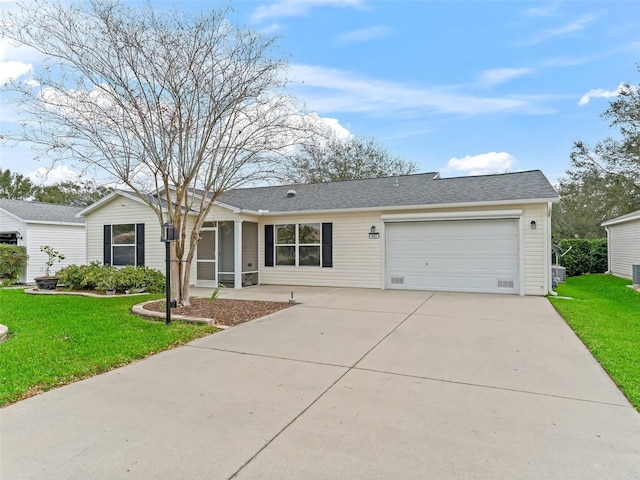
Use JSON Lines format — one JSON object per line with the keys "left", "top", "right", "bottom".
{"left": 234, "top": 220, "right": 243, "bottom": 289}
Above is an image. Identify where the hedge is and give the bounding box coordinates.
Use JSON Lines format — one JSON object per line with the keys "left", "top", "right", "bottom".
{"left": 0, "top": 245, "right": 28, "bottom": 285}
{"left": 557, "top": 238, "right": 608, "bottom": 277}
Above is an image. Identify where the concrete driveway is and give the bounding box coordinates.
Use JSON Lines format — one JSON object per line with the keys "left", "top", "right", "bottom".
{"left": 1, "top": 286, "right": 639, "bottom": 479}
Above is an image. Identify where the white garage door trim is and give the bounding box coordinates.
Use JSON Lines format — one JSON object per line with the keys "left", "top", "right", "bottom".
{"left": 381, "top": 210, "right": 524, "bottom": 295}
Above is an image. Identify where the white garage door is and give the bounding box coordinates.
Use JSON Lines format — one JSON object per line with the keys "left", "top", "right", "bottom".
{"left": 385, "top": 219, "right": 519, "bottom": 294}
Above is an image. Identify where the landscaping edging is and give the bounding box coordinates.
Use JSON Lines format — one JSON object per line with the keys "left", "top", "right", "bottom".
{"left": 25, "top": 288, "right": 149, "bottom": 298}
{"left": 131, "top": 300, "right": 229, "bottom": 329}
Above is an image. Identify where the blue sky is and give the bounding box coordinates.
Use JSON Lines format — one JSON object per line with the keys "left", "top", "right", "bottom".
{"left": 1, "top": 0, "right": 639, "bottom": 186}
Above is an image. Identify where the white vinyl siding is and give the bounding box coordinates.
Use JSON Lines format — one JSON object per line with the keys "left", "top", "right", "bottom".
{"left": 523, "top": 203, "right": 548, "bottom": 296}
{"left": 85, "top": 197, "right": 164, "bottom": 272}
{"left": 260, "top": 212, "right": 382, "bottom": 289}
{"left": 1, "top": 209, "right": 85, "bottom": 283}
{"left": 608, "top": 218, "right": 640, "bottom": 279}
{"left": 25, "top": 224, "right": 86, "bottom": 282}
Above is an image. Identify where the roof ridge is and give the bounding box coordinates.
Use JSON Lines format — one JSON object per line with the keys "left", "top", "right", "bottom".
{"left": 224, "top": 172, "right": 440, "bottom": 193}
{"left": 435, "top": 170, "right": 542, "bottom": 180}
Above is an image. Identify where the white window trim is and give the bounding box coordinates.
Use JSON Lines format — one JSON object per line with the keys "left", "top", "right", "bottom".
{"left": 112, "top": 223, "right": 136, "bottom": 267}
{"left": 275, "top": 223, "right": 322, "bottom": 267}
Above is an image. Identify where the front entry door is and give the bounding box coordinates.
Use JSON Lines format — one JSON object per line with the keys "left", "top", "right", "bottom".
{"left": 196, "top": 228, "right": 217, "bottom": 287}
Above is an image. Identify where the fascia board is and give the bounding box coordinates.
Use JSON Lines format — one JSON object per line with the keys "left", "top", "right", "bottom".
{"left": 601, "top": 212, "right": 640, "bottom": 227}
{"left": 253, "top": 198, "right": 556, "bottom": 217}
{"left": 381, "top": 209, "right": 523, "bottom": 222}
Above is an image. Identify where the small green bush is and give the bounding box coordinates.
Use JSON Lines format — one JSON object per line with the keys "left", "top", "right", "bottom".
{"left": 589, "top": 238, "right": 608, "bottom": 274}
{"left": 0, "top": 245, "right": 28, "bottom": 285}
{"left": 58, "top": 262, "right": 165, "bottom": 293}
{"left": 559, "top": 239, "right": 592, "bottom": 277}
{"left": 115, "top": 265, "right": 165, "bottom": 293}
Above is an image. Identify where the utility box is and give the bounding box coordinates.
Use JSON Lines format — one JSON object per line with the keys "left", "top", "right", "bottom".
{"left": 633, "top": 264, "right": 640, "bottom": 285}
{"left": 552, "top": 266, "right": 566, "bottom": 284}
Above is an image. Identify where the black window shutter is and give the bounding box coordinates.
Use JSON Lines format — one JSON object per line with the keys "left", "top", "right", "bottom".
{"left": 321, "top": 223, "right": 332, "bottom": 268}
{"left": 136, "top": 223, "right": 145, "bottom": 267}
{"left": 265, "top": 225, "right": 274, "bottom": 267}
{"left": 103, "top": 225, "right": 112, "bottom": 265}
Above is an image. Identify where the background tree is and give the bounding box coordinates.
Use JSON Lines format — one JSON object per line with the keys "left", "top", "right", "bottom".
{"left": 556, "top": 66, "right": 640, "bottom": 238}
{"left": 552, "top": 167, "right": 639, "bottom": 239}
{"left": 33, "top": 180, "right": 114, "bottom": 207}
{"left": 1, "top": 0, "right": 310, "bottom": 305}
{"left": 281, "top": 134, "right": 416, "bottom": 184}
{"left": 0, "top": 168, "right": 35, "bottom": 199}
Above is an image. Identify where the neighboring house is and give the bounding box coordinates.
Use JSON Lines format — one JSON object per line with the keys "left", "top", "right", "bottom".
{"left": 78, "top": 170, "right": 559, "bottom": 296}
{"left": 602, "top": 209, "right": 640, "bottom": 281}
{"left": 0, "top": 199, "right": 86, "bottom": 283}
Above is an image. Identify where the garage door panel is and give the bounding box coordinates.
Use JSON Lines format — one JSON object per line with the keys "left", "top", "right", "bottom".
{"left": 386, "top": 219, "right": 519, "bottom": 294}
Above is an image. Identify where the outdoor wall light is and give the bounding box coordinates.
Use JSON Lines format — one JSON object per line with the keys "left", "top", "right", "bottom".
{"left": 369, "top": 225, "right": 380, "bottom": 239}
{"left": 530, "top": 220, "right": 537, "bottom": 230}
{"left": 161, "top": 222, "right": 177, "bottom": 242}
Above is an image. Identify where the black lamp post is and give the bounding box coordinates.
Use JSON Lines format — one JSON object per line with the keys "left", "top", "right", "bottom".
{"left": 161, "top": 222, "right": 177, "bottom": 325}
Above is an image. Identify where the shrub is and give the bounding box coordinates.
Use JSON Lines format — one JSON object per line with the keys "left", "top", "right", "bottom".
{"left": 57, "top": 262, "right": 165, "bottom": 293}
{"left": 558, "top": 238, "right": 608, "bottom": 277}
{"left": 58, "top": 261, "right": 103, "bottom": 290}
{"left": 114, "top": 265, "right": 165, "bottom": 293}
{"left": 559, "top": 239, "right": 592, "bottom": 277}
{"left": 589, "top": 238, "right": 608, "bottom": 274}
{"left": 0, "top": 245, "right": 28, "bottom": 285}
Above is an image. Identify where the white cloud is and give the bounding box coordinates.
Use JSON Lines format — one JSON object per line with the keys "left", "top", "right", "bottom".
{"left": 444, "top": 152, "right": 517, "bottom": 176}
{"left": 251, "top": 0, "right": 366, "bottom": 23}
{"left": 479, "top": 68, "right": 533, "bottom": 86}
{"left": 289, "top": 64, "right": 552, "bottom": 116}
{"left": 29, "top": 166, "right": 83, "bottom": 186}
{"left": 0, "top": 42, "right": 32, "bottom": 84}
{"left": 522, "top": 13, "right": 599, "bottom": 46}
{"left": 578, "top": 83, "right": 636, "bottom": 106}
{"left": 523, "top": 3, "right": 560, "bottom": 17}
{"left": 336, "top": 26, "right": 392, "bottom": 44}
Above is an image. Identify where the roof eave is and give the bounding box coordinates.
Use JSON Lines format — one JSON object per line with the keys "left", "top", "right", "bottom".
{"left": 77, "top": 190, "right": 164, "bottom": 217}
{"left": 602, "top": 212, "right": 640, "bottom": 227}
{"left": 0, "top": 207, "right": 26, "bottom": 223}
{"left": 24, "top": 220, "right": 85, "bottom": 227}
{"left": 252, "top": 196, "right": 560, "bottom": 217}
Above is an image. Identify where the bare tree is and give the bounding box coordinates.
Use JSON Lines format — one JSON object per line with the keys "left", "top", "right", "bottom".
{"left": 1, "top": 0, "right": 309, "bottom": 304}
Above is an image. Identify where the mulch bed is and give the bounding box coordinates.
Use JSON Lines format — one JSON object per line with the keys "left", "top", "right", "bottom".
{"left": 142, "top": 297, "right": 293, "bottom": 327}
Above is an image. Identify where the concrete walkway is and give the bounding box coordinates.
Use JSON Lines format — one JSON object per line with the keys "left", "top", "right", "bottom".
{"left": 1, "top": 286, "right": 639, "bottom": 479}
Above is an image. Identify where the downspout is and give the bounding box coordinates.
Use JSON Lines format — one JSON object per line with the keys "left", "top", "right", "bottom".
{"left": 605, "top": 226, "right": 611, "bottom": 274}
{"left": 547, "top": 202, "right": 556, "bottom": 296}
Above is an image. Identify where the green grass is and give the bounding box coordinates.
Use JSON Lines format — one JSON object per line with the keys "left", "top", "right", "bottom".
{"left": 0, "top": 289, "right": 217, "bottom": 406}
{"left": 548, "top": 274, "right": 640, "bottom": 410}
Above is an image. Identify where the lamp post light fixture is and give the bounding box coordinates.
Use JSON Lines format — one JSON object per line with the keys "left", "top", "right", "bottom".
{"left": 161, "top": 222, "right": 177, "bottom": 325}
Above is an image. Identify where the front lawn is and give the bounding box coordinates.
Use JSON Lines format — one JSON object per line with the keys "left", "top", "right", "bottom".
{"left": 0, "top": 289, "right": 217, "bottom": 406}
{"left": 548, "top": 274, "right": 640, "bottom": 411}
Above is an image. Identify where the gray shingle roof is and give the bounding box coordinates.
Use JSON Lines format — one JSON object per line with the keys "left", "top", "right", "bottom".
{"left": 0, "top": 199, "right": 85, "bottom": 224}
{"left": 218, "top": 170, "right": 558, "bottom": 213}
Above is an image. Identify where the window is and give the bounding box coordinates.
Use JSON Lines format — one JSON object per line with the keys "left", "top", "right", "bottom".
{"left": 112, "top": 224, "right": 136, "bottom": 266}
{"left": 266, "top": 223, "right": 331, "bottom": 268}
{"left": 104, "top": 224, "right": 145, "bottom": 267}
{"left": 275, "top": 224, "right": 296, "bottom": 266}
